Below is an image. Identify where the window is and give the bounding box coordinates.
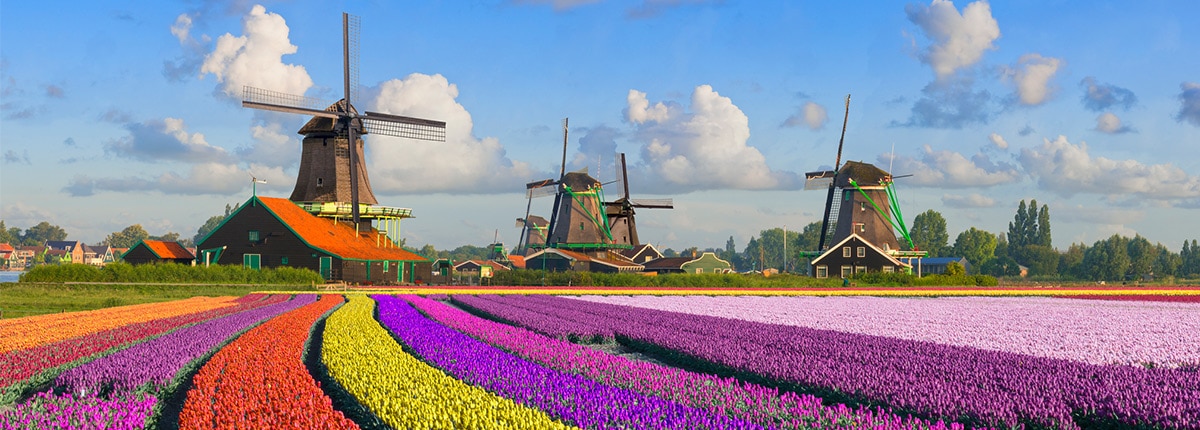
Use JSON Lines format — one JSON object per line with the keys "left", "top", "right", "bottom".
{"left": 695, "top": 268, "right": 702, "bottom": 274}
{"left": 815, "top": 265, "right": 828, "bottom": 278}
{"left": 317, "top": 177, "right": 324, "bottom": 187}
{"left": 843, "top": 247, "right": 851, "bottom": 257}
{"left": 860, "top": 202, "right": 866, "bottom": 212}
{"left": 857, "top": 247, "right": 866, "bottom": 257}
{"left": 855, "top": 266, "right": 866, "bottom": 274}
{"left": 883, "top": 265, "right": 894, "bottom": 273}
{"left": 248, "top": 230, "right": 260, "bottom": 241}
{"left": 281, "top": 257, "right": 289, "bottom": 265}
{"left": 841, "top": 266, "right": 852, "bottom": 278}
{"left": 383, "top": 261, "right": 389, "bottom": 272}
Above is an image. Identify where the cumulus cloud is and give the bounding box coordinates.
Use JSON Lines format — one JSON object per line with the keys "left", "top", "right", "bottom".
{"left": 898, "top": 79, "right": 993, "bottom": 128}
{"left": 1080, "top": 77, "right": 1136, "bottom": 111}
{"left": 3, "top": 150, "right": 31, "bottom": 165}
{"left": 200, "top": 5, "right": 312, "bottom": 98}
{"left": 942, "top": 193, "right": 997, "bottom": 208}
{"left": 624, "top": 85, "right": 798, "bottom": 191}
{"left": 987, "top": 132, "right": 1008, "bottom": 150}
{"left": 62, "top": 162, "right": 251, "bottom": 197}
{"left": 626, "top": 90, "right": 673, "bottom": 124}
{"left": 568, "top": 125, "right": 622, "bottom": 176}
{"left": 782, "top": 101, "right": 828, "bottom": 130}
{"left": 1003, "top": 53, "right": 1062, "bottom": 106}
{"left": 1056, "top": 205, "right": 1144, "bottom": 226}
{"left": 905, "top": 0, "right": 1000, "bottom": 80}
{"left": 366, "top": 73, "right": 541, "bottom": 194}
{"left": 170, "top": 13, "right": 193, "bottom": 43}
{"left": 105, "top": 117, "right": 234, "bottom": 163}
{"left": 99, "top": 108, "right": 133, "bottom": 123}
{"left": 1019, "top": 135, "right": 1200, "bottom": 202}
{"left": 235, "top": 120, "right": 301, "bottom": 168}
{"left": 1178, "top": 82, "right": 1200, "bottom": 127}
{"left": 886, "top": 145, "right": 1021, "bottom": 188}
{"left": 1095, "top": 112, "right": 1133, "bottom": 134}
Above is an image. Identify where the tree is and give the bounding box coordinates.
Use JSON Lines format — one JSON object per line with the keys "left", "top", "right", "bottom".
{"left": 1007, "top": 200, "right": 1029, "bottom": 251}
{"left": 1019, "top": 244, "right": 1059, "bottom": 276}
{"left": 419, "top": 244, "right": 440, "bottom": 259}
{"left": 952, "top": 228, "right": 997, "bottom": 267}
{"left": 194, "top": 215, "right": 225, "bottom": 245}
{"left": 662, "top": 248, "right": 679, "bottom": 258}
{"left": 104, "top": 225, "right": 150, "bottom": 249}
{"left": 24, "top": 221, "right": 68, "bottom": 244}
{"left": 0, "top": 220, "right": 15, "bottom": 244}
{"left": 1125, "top": 235, "right": 1158, "bottom": 281}
{"left": 1152, "top": 243, "right": 1181, "bottom": 280}
{"left": 944, "top": 261, "right": 966, "bottom": 276}
{"left": 1081, "top": 235, "right": 1131, "bottom": 282}
{"left": 1036, "top": 205, "right": 1052, "bottom": 248}
{"left": 910, "top": 210, "right": 949, "bottom": 257}
{"left": 1058, "top": 242, "right": 1087, "bottom": 279}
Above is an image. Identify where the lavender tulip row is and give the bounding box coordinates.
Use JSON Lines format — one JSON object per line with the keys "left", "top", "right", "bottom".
{"left": 458, "top": 295, "right": 1200, "bottom": 430}
{"left": 372, "top": 295, "right": 759, "bottom": 429}
{"left": 572, "top": 295, "right": 1200, "bottom": 368}
{"left": 0, "top": 391, "right": 155, "bottom": 430}
{"left": 56, "top": 294, "right": 317, "bottom": 394}
{"left": 408, "top": 295, "right": 966, "bottom": 430}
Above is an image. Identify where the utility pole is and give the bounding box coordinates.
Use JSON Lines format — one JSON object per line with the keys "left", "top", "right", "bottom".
{"left": 782, "top": 224, "right": 787, "bottom": 273}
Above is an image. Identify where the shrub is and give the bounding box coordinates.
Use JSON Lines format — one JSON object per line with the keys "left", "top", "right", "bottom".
{"left": 19, "top": 262, "right": 323, "bottom": 285}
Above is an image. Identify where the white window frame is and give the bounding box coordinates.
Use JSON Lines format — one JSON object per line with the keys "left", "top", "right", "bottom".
{"left": 857, "top": 247, "right": 866, "bottom": 257}
{"left": 816, "top": 265, "right": 828, "bottom": 278}
{"left": 841, "top": 266, "right": 852, "bottom": 278}
{"left": 843, "top": 247, "right": 851, "bottom": 257}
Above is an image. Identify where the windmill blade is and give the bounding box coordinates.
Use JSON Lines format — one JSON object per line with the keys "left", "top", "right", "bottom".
{"left": 515, "top": 218, "right": 527, "bottom": 228}
{"left": 242, "top": 86, "right": 339, "bottom": 119}
{"left": 345, "top": 13, "right": 360, "bottom": 107}
{"left": 804, "top": 170, "right": 836, "bottom": 190}
{"left": 362, "top": 112, "right": 447, "bottom": 141}
{"left": 528, "top": 186, "right": 558, "bottom": 199}
{"left": 629, "top": 198, "right": 674, "bottom": 209}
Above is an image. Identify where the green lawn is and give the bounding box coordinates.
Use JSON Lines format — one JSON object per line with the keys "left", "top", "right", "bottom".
{"left": 0, "top": 283, "right": 310, "bottom": 319}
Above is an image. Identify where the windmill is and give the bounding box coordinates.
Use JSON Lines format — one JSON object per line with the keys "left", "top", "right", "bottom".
{"left": 605, "top": 153, "right": 673, "bottom": 247}
{"left": 241, "top": 12, "right": 446, "bottom": 229}
{"left": 804, "top": 95, "right": 916, "bottom": 253}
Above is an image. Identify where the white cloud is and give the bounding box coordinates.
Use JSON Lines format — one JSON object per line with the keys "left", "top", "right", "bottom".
{"left": 105, "top": 117, "right": 233, "bottom": 163}
{"left": 63, "top": 162, "right": 250, "bottom": 197}
{"left": 200, "top": 5, "right": 312, "bottom": 98}
{"left": 171, "top": 13, "right": 193, "bottom": 44}
{"left": 1057, "top": 204, "right": 1144, "bottom": 226}
{"left": 987, "top": 132, "right": 1008, "bottom": 150}
{"left": 886, "top": 145, "right": 1021, "bottom": 188}
{"left": 236, "top": 121, "right": 301, "bottom": 168}
{"left": 942, "top": 193, "right": 996, "bottom": 208}
{"left": 1178, "top": 82, "right": 1200, "bottom": 127}
{"left": 1003, "top": 53, "right": 1062, "bottom": 106}
{"left": 905, "top": 0, "right": 1000, "bottom": 79}
{"left": 1080, "top": 77, "right": 1137, "bottom": 111}
{"left": 1095, "top": 112, "right": 1132, "bottom": 134}
{"left": 625, "top": 85, "right": 797, "bottom": 191}
{"left": 625, "top": 90, "right": 672, "bottom": 124}
{"left": 783, "top": 101, "right": 828, "bottom": 130}
{"left": 366, "top": 73, "right": 539, "bottom": 194}
{"left": 1018, "top": 135, "right": 1200, "bottom": 201}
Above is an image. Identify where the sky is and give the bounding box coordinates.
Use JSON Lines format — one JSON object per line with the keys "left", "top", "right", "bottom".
{"left": 1, "top": 0, "right": 1198, "bottom": 253}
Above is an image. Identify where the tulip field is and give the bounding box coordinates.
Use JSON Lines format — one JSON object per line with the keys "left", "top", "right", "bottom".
{"left": 0, "top": 288, "right": 1198, "bottom": 429}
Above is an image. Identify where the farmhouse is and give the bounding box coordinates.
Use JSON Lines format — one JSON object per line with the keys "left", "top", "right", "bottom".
{"left": 122, "top": 240, "right": 195, "bottom": 265}
{"left": 523, "top": 248, "right": 643, "bottom": 273}
{"left": 197, "top": 195, "right": 431, "bottom": 284}
{"left": 810, "top": 233, "right": 910, "bottom": 278}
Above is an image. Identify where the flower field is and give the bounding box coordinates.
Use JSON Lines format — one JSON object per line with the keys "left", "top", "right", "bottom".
{"left": 0, "top": 288, "right": 1197, "bottom": 429}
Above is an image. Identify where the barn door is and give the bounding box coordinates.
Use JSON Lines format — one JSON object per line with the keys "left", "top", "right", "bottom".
{"left": 319, "top": 257, "right": 332, "bottom": 280}
{"left": 243, "top": 254, "right": 261, "bottom": 270}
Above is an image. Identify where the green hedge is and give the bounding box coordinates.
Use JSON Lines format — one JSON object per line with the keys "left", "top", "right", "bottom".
{"left": 851, "top": 271, "right": 998, "bottom": 287}
{"left": 493, "top": 270, "right": 849, "bottom": 288}
{"left": 19, "top": 262, "right": 324, "bottom": 284}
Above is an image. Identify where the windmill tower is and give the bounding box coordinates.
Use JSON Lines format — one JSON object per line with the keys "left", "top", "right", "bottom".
{"left": 546, "top": 168, "right": 616, "bottom": 250}
{"left": 241, "top": 12, "right": 446, "bottom": 234}
{"left": 605, "top": 153, "right": 673, "bottom": 247}
{"left": 514, "top": 215, "right": 549, "bottom": 254}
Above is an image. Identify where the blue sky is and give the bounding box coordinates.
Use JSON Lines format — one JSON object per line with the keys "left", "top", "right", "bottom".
{"left": 2, "top": 0, "right": 1198, "bottom": 253}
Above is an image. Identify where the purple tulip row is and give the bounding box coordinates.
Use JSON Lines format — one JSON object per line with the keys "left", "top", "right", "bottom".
{"left": 406, "top": 295, "right": 967, "bottom": 430}
{"left": 0, "top": 391, "right": 155, "bottom": 430}
{"left": 457, "top": 294, "right": 1200, "bottom": 430}
{"left": 372, "top": 295, "right": 760, "bottom": 429}
{"left": 55, "top": 294, "right": 316, "bottom": 394}
{"left": 572, "top": 295, "right": 1200, "bottom": 368}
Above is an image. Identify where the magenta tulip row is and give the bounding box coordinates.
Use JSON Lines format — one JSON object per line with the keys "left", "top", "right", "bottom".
{"left": 573, "top": 295, "right": 1200, "bottom": 368}
{"left": 455, "top": 294, "right": 1200, "bottom": 430}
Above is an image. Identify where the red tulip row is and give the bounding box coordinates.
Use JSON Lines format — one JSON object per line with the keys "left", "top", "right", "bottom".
{"left": 0, "top": 294, "right": 282, "bottom": 391}
{"left": 177, "top": 294, "right": 357, "bottom": 430}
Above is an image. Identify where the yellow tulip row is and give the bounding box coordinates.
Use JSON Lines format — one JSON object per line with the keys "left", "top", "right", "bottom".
{"left": 320, "top": 294, "right": 576, "bottom": 430}
{"left": 256, "top": 287, "right": 1200, "bottom": 297}
{"left": 0, "top": 296, "right": 237, "bottom": 354}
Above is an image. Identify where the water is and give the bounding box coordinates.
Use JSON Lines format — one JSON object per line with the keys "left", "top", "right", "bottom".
{"left": 0, "top": 271, "right": 24, "bottom": 283}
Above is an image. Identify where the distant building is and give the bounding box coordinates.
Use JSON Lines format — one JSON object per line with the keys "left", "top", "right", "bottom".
{"left": 122, "top": 240, "right": 195, "bottom": 265}
{"left": 643, "top": 252, "right": 733, "bottom": 274}
{"left": 523, "top": 248, "right": 643, "bottom": 273}
{"left": 919, "top": 257, "right": 971, "bottom": 275}
{"left": 45, "top": 241, "right": 85, "bottom": 264}
{"left": 0, "top": 244, "right": 14, "bottom": 269}
{"left": 619, "top": 244, "right": 664, "bottom": 265}
{"left": 810, "top": 234, "right": 910, "bottom": 279}
{"left": 83, "top": 245, "right": 117, "bottom": 266}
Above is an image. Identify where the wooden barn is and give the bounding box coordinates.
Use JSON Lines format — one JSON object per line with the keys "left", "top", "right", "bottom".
{"left": 810, "top": 233, "right": 910, "bottom": 278}
{"left": 123, "top": 240, "right": 195, "bottom": 265}
{"left": 523, "top": 248, "right": 642, "bottom": 273}
{"left": 196, "top": 196, "right": 431, "bottom": 284}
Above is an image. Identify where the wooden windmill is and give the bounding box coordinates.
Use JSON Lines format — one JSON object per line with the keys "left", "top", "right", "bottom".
{"left": 605, "top": 153, "right": 673, "bottom": 247}
{"left": 241, "top": 12, "right": 445, "bottom": 229}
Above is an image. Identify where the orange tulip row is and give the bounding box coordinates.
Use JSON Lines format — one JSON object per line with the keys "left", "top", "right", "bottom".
{"left": 0, "top": 297, "right": 238, "bottom": 354}
{"left": 177, "top": 295, "right": 357, "bottom": 430}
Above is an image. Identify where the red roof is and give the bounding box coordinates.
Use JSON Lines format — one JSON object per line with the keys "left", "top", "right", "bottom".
{"left": 143, "top": 240, "right": 195, "bottom": 259}
{"left": 0, "top": 244, "right": 14, "bottom": 253}
{"left": 257, "top": 196, "right": 428, "bottom": 262}
{"left": 508, "top": 255, "right": 526, "bottom": 269}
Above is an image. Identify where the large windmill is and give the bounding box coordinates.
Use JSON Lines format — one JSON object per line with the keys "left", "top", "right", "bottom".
{"left": 605, "top": 153, "right": 673, "bottom": 247}
{"left": 241, "top": 12, "right": 446, "bottom": 231}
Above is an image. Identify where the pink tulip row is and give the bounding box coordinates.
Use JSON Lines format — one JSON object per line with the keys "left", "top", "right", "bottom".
{"left": 573, "top": 295, "right": 1200, "bottom": 368}
{"left": 429, "top": 295, "right": 967, "bottom": 429}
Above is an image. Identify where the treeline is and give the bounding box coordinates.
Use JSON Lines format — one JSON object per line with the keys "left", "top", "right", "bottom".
{"left": 20, "top": 262, "right": 324, "bottom": 284}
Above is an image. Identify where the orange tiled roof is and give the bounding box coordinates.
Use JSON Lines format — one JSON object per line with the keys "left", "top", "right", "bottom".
{"left": 0, "top": 244, "right": 14, "bottom": 252}
{"left": 508, "top": 254, "right": 526, "bottom": 269}
{"left": 143, "top": 240, "right": 195, "bottom": 259}
{"left": 257, "top": 196, "right": 429, "bottom": 262}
